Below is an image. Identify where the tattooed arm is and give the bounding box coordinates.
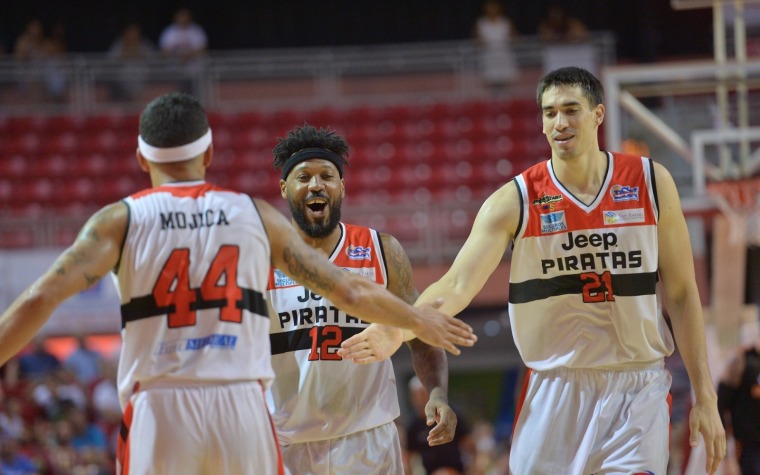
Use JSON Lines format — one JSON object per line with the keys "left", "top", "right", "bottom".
{"left": 255, "top": 199, "right": 476, "bottom": 355}
{"left": 0, "top": 202, "right": 127, "bottom": 366}
{"left": 383, "top": 233, "right": 456, "bottom": 445}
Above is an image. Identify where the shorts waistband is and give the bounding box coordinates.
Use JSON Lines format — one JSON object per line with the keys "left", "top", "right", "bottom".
{"left": 535, "top": 359, "right": 665, "bottom": 375}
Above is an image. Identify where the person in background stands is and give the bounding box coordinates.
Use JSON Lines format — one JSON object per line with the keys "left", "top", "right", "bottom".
{"left": 718, "top": 334, "right": 760, "bottom": 475}
{"left": 473, "top": 0, "right": 519, "bottom": 96}
{"left": 107, "top": 22, "right": 156, "bottom": 101}
{"left": 158, "top": 7, "right": 207, "bottom": 95}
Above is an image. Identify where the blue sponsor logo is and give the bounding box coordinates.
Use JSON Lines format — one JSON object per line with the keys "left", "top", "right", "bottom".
{"left": 274, "top": 269, "right": 298, "bottom": 288}
{"left": 157, "top": 334, "right": 238, "bottom": 355}
{"left": 610, "top": 184, "right": 639, "bottom": 202}
{"left": 346, "top": 245, "right": 371, "bottom": 260}
{"left": 185, "top": 334, "right": 238, "bottom": 351}
{"left": 540, "top": 210, "right": 567, "bottom": 233}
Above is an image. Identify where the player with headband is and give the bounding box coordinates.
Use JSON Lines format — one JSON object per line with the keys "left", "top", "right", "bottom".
{"left": 265, "top": 124, "right": 458, "bottom": 474}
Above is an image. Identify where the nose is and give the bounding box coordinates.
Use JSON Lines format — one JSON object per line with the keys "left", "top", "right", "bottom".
{"left": 554, "top": 112, "right": 569, "bottom": 130}
{"left": 307, "top": 176, "right": 324, "bottom": 190}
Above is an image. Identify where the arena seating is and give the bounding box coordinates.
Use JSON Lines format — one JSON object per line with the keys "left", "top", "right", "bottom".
{"left": 0, "top": 98, "right": 549, "bottom": 246}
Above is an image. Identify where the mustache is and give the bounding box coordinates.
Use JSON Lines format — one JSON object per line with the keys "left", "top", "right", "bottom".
{"left": 304, "top": 192, "right": 329, "bottom": 202}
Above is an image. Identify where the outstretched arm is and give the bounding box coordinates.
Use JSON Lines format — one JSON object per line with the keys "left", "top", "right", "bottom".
{"left": 654, "top": 162, "right": 725, "bottom": 474}
{"left": 0, "top": 202, "right": 127, "bottom": 366}
{"left": 387, "top": 233, "right": 456, "bottom": 445}
{"left": 415, "top": 182, "right": 518, "bottom": 317}
{"left": 339, "top": 182, "right": 519, "bottom": 361}
{"left": 256, "top": 199, "right": 476, "bottom": 355}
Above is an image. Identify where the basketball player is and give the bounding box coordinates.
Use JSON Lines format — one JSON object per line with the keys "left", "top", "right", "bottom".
{"left": 0, "top": 93, "right": 476, "bottom": 474}
{"left": 340, "top": 67, "right": 726, "bottom": 474}
{"left": 266, "top": 124, "right": 458, "bottom": 474}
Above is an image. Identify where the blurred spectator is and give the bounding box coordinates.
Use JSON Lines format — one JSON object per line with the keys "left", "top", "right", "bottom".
{"left": 107, "top": 22, "right": 156, "bottom": 101}
{"left": 31, "top": 368, "right": 87, "bottom": 421}
{"left": 718, "top": 335, "right": 760, "bottom": 475}
{"left": 13, "top": 18, "right": 68, "bottom": 102}
{"left": 538, "top": 5, "right": 594, "bottom": 74}
{"left": 64, "top": 336, "right": 103, "bottom": 386}
{"left": 467, "top": 420, "right": 510, "bottom": 475}
{"left": 66, "top": 405, "right": 108, "bottom": 455}
{"left": 90, "top": 358, "right": 121, "bottom": 457}
{"left": 0, "top": 437, "right": 39, "bottom": 475}
{"left": 665, "top": 348, "right": 691, "bottom": 475}
{"left": 538, "top": 5, "right": 588, "bottom": 43}
{"left": 18, "top": 339, "right": 60, "bottom": 381}
{"left": 158, "top": 7, "right": 208, "bottom": 95}
{"left": 473, "top": 0, "right": 519, "bottom": 96}
{"left": 0, "top": 396, "right": 27, "bottom": 440}
{"left": 13, "top": 19, "right": 48, "bottom": 61}
{"left": 406, "top": 376, "right": 472, "bottom": 475}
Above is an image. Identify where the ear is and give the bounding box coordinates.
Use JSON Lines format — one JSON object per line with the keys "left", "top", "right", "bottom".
{"left": 340, "top": 178, "right": 346, "bottom": 199}
{"left": 279, "top": 179, "right": 288, "bottom": 199}
{"left": 595, "top": 104, "right": 605, "bottom": 126}
{"left": 136, "top": 149, "right": 150, "bottom": 172}
{"left": 202, "top": 144, "right": 214, "bottom": 167}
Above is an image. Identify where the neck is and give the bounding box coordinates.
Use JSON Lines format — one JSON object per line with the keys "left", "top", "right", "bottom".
{"left": 552, "top": 150, "right": 607, "bottom": 197}
{"left": 294, "top": 222, "right": 343, "bottom": 256}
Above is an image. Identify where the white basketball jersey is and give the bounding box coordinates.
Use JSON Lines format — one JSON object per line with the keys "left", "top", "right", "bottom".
{"left": 114, "top": 181, "right": 274, "bottom": 408}
{"left": 509, "top": 153, "right": 674, "bottom": 370}
{"left": 266, "top": 223, "right": 399, "bottom": 445}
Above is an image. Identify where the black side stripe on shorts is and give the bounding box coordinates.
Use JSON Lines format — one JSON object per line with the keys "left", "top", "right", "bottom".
{"left": 120, "top": 288, "right": 268, "bottom": 328}
{"left": 508, "top": 271, "right": 659, "bottom": 304}
{"left": 270, "top": 326, "right": 365, "bottom": 355}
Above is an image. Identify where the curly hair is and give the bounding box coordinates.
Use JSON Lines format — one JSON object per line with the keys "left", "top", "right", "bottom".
{"left": 272, "top": 124, "right": 350, "bottom": 171}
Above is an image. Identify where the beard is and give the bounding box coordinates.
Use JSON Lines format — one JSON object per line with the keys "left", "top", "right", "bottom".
{"left": 289, "top": 195, "right": 342, "bottom": 239}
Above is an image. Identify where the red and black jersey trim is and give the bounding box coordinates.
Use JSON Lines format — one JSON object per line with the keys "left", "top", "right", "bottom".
{"left": 120, "top": 288, "right": 268, "bottom": 328}
{"left": 508, "top": 271, "right": 659, "bottom": 304}
{"left": 270, "top": 326, "right": 365, "bottom": 355}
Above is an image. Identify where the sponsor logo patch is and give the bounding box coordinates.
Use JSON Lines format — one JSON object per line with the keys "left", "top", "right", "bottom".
{"left": 344, "top": 267, "right": 377, "bottom": 281}
{"left": 346, "top": 245, "right": 371, "bottom": 260}
{"left": 610, "top": 184, "right": 639, "bottom": 202}
{"left": 603, "top": 208, "right": 645, "bottom": 225}
{"left": 532, "top": 193, "right": 563, "bottom": 206}
{"left": 540, "top": 210, "right": 567, "bottom": 233}
{"left": 273, "top": 269, "right": 298, "bottom": 288}
{"left": 157, "top": 333, "right": 238, "bottom": 355}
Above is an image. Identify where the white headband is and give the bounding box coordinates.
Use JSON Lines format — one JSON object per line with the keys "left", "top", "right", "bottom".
{"left": 138, "top": 128, "right": 213, "bottom": 163}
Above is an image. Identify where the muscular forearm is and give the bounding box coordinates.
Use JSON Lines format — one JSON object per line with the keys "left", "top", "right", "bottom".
{"left": 0, "top": 287, "right": 58, "bottom": 366}
{"left": 332, "top": 277, "right": 426, "bottom": 331}
{"left": 409, "top": 339, "right": 449, "bottom": 396}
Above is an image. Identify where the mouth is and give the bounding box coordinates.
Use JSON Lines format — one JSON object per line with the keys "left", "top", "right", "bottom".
{"left": 305, "top": 198, "right": 328, "bottom": 218}
{"left": 553, "top": 134, "right": 574, "bottom": 146}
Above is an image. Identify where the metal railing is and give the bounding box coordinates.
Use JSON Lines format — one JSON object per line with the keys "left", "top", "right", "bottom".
{"left": 0, "top": 34, "right": 616, "bottom": 115}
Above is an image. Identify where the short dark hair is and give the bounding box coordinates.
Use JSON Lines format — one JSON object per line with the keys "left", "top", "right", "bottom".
{"left": 536, "top": 67, "right": 604, "bottom": 108}
{"left": 139, "top": 92, "right": 209, "bottom": 147}
{"left": 272, "top": 124, "right": 350, "bottom": 171}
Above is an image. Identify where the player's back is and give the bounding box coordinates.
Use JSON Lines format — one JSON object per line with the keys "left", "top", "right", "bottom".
{"left": 114, "top": 180, "right": 273, "bottom": 407}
